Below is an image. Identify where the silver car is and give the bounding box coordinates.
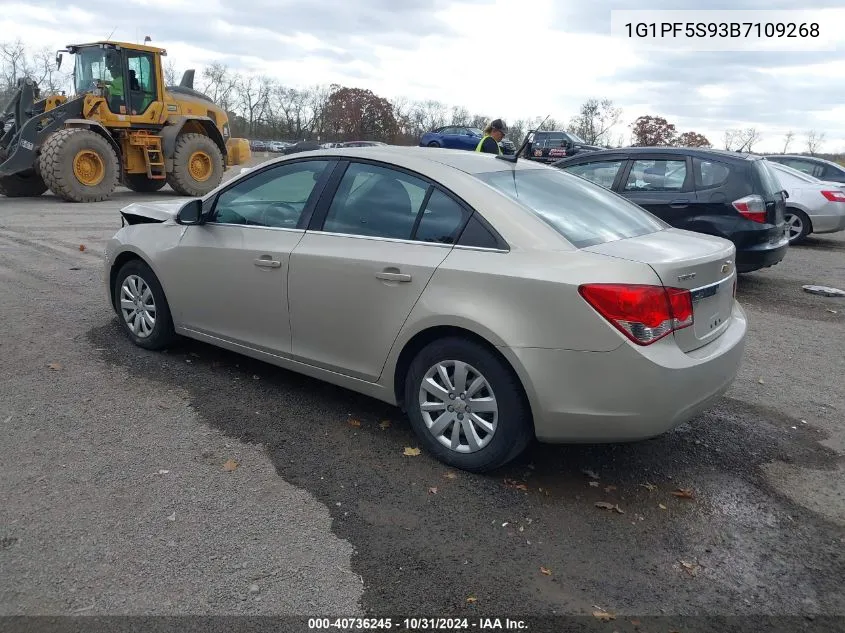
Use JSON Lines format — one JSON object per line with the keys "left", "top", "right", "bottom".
{"left": 104, "top": 147, "right": 747, "bottom": 472}
{"left": 767, "top": 161, "right": 845, "bottom": 244}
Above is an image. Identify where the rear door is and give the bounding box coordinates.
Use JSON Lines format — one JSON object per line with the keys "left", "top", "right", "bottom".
{"left": 287, "top": 159, "right": 471, "bottom": 381}
{"left": 616, "top": 154, "right": 694, "bottom": 225}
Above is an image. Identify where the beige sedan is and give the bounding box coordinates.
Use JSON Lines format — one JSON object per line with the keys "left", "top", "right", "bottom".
{"left": 104, "top": 146, "right": 747, "bottom": 472}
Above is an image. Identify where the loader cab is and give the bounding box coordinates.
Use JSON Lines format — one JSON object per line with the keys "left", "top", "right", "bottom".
{"left": 69, "top": 42, "right": 162, "bottom": 120}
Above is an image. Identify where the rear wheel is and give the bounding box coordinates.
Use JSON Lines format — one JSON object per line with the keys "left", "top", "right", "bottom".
{"left": 404, "top": 337, "right": 533, "bottom": 473}
{"left": 0, "top": 170, "right": 48, "bottom": 197}
{"left": 785, "top": 208, "right": 811, "bottom": 244}
{"left": 39, "top": 128, "right": 119, "bottom": 202}
{"left": 167, "top": 133, "right": 224, "bottom": 197}
{"left": 123, "top": 174, "right": 167, "bottom": 193}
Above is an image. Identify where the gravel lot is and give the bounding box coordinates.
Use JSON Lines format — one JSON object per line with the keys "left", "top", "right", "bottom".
{"left": 1, "top": 160, "right": 843, "bottom": 625}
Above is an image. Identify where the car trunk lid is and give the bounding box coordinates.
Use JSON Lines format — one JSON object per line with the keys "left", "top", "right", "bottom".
{"left": 583, "top": 229, "right": 736, "bottom": 352}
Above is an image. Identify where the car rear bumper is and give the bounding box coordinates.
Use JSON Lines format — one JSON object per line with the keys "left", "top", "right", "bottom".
{"left": 809, "top": 211, "right": 845, "bottom": 234}
{"left": 736, "top": 234, "right": 789, "bottom": 272}
{"left": 506, "top": 301, "right": 747, "bottom": 443}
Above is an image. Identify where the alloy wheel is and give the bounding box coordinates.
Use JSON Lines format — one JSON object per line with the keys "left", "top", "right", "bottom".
{"left": 119, "top": 274, "right": 157, "bottom": 338}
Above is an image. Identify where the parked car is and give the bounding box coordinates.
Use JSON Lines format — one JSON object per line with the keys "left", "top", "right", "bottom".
{"left": 766, "top": 161, "right": 845, "bottom": 244}
{"left": 105, "top": 146, "right": 746, "bottom": 472}
{"left": 764, "top": 154, "right": 845, "bottom": 184}
{"left": 522, "top": 130, "right": 602, "bottom": 164}
{"left": 553, "top": 147, "right": 789, "bottom": 273}
{"left": 282, "top": 140, "right": 321, "bottom": 155}
{"left": 341, "top": 141, "right": 388, "bottom": 147}
{"left": 420, "top": 126, "right": 516, "bottom": 155}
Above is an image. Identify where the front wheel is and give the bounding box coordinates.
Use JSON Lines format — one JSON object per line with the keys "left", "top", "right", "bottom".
{"left": 113, "top": 259, "right": 175, "bottom": 350}
{"left": 404, "top": 337, "right": 533, "bottom": 473}
{"left": 427, "top": 141, "right": 441, "bottom": 148}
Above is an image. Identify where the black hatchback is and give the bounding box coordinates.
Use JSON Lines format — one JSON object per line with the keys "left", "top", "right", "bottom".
{"left": 553, "top": 147, "right": 789, "bottom": 273}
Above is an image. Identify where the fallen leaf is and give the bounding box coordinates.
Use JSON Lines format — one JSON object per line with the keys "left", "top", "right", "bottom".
{"left": 466, "top": 596, "right": 477, "bottom": 604}
{"left": 581, "top": 469, "right": 600, "bottom": 480}
{"left": 156, "top": 469, "right": 170, "bottom": 475}
{"left": 444, "top": 472, "right": 457, "bottom": 480}
{"left": 659, "top": 503, "right": 667, "bottom": 510}
{"left": 630, "top": 619, "right": 641, "bottom": 626}
{"left": 48, "top": 362, "right": 62, "bottom": 371}
{"left": 166, "top": 512, "right": 176, "bottom": 521}
{"left": 758, "top": 379, "right": 765, "bottom": 384}
{"left": 78, "top": 244, "right": 86, "bottom": 251}
{"left": 640, "top": 482, "right": 657, "bottom": 491}
{"left": 680, "top": 560, "right": 699, "bottom": 576}
{"left": 592, "top": 610, "right": 615, "bottom": 621}
{"left": 428, "top": 487, "right": 438, "bottom": 495}
{"left": 539, "top": 566, "right": 552, "bottom": 576}
{"left": 826, "top": 309, "right": 838, "bottom": 314}
{"left": 595, "top": 502, "right": 624, "bottom": 514}
{"left": 672, "top": 488, "right": 695, "bottom": 499}
{"left": 588, "top": 481, "right": 600, "bottom": 488}
{"left": 222, "top": 459, "right": 239, "bottom": 472}
{"left": 403, "top": 447, "right": 421, "bottom": 457}
{"left": 379, "top": 420, "right": 391, "bottom": 430}
{"left": 604, "top": 485, "right": 617, "bottom": 493}
{"left": 348, "top": 418, "right": 361, "bottom": 428}
{"left": 503, "top": 478, "right": 528, "bottom": 490}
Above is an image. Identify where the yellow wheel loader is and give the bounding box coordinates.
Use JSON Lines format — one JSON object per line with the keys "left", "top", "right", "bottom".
{"left": 0, "top": 41, "right": 250, "bottom": 202}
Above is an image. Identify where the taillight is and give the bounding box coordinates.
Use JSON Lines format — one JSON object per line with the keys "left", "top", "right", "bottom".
{"left": 733, "top": 195, "right": 767, "bottom": 223}
{"left": 578, "top": 284, "right": 693, "bottom": 346}
{"left": 821, "top": 190, "right": 845, "bottom": 203}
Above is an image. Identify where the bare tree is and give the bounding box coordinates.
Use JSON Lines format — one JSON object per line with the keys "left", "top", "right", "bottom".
{"left": 568, "top": 98, "right": 621, "bottom": 145}
{"left": 163, "top": 59, "right": 180, "bottom": 86}
{"left": 736, "top": 127, "right": 761, "bottom": 152}
{"left": 723, "top": 129, "right": 740, "bottom": 150}
{"left": 0, "top": 39, "right": 31, "bottom": 100}
{"left": 449, "top": 106, "right": 470, "bottom": 126}
{"left": 30, "top": 47, "right": 71, "bottom": 95}
{"left": 200, "top": 62, "right": 237, "bottom": 111}
{"left": 236, "top": 74, "right": 272, "bottom": 136}
{"left": 782, "top": 130, "right": 795, "bottom": 154}
{"left": 806, "top": 129, "right": 825, "bottom": 155}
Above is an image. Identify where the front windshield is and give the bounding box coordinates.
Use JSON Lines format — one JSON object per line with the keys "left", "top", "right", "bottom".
{"left": 568, "top": 132, "right": 586, "bottom": 143}
{"left": 477, "top": 168, "right": 666, "bottom": 248}
{"left": 468, "top": 128, "right": 483, "bottom": 136}
{"left": 73, "top": 47, "right": 118, "bottom": 95}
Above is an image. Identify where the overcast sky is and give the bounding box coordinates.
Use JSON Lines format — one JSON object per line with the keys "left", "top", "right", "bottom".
{"left": 3, "top": 0, "right": 844, "bottom": 151}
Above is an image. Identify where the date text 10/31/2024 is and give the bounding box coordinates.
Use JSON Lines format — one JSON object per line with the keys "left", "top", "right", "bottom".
{"left": 307, "top": 618, "right": 528, "bottom": 630}
{"left": 622, "top": 21, "right": 820, "bottom": 39}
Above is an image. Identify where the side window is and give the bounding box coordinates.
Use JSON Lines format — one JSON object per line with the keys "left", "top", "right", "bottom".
{"left": 783, "top": 159, "right": 813, "bottom": 175}
{"left": 126, "top": 51, "right": 157, "bottom": 114}
{"left": 811, "top": 164, "right": 826, "bottom": 178}
{"left": 211, "top": 160, "right": 331, "bottom": 228}
{"left": 414, "top": 189, "right": 468, "bottom": 244}
{"left": 441, "top": 127, "right": 457, "bottom": 135}
{"left": 694, "top": 158, "right": 731, "bottom": 189}
{"left": 457, "top": 214, "right": 504, "bottom": 249}
{"left": 322, "top": 162, "right": 428, "bottom": 239}
{"left": 563, "top": 160, "right": 624, "bottom": 189}
{"left": 623, "top": 159, "right": 687, "bottom": 192}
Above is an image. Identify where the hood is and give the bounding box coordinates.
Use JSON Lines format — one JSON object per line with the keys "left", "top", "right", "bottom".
{"left": 120, "top": 200, "right": 186, "bottom": 224}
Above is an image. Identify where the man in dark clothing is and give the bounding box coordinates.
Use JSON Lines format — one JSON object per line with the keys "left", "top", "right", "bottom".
{"left": 475, "top": 119, "right": 507, "bottom": 154}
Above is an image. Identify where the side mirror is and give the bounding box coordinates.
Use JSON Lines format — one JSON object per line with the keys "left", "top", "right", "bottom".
{"left": 56, "top": 52, "right": 63, "bottom": 70}
{"left": 176, "top": 199, "right": 204, "bottom": 225}
{"left": 782, "top": 189, "right": 789, "bottom": 199}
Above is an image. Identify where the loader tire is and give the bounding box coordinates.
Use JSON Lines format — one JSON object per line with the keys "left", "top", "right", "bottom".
{"left": 123, "top": 174, "right": 168, "bottom": 193}
{"left": 167, "top": 133, "right": 224, "bottom": 197}
{"left": 39, "top": 128, "right": 119, "bottom": 203}
{"left": 0, "top": 170, "right": 48, "bottom": 197}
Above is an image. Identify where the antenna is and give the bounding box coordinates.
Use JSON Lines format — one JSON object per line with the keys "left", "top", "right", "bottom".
{"left": 106, "top": 26, "right": 117, "bottom": 40}
{"left": 497, "top": 114, "right": 550, "bottom": 164}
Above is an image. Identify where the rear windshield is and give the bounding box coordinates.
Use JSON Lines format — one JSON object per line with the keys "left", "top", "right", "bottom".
{"left": 476, "top": 168, "right": 666, "bottom": 248}
{"left": 754, "top": 160, "right": 785, "bottom": 197}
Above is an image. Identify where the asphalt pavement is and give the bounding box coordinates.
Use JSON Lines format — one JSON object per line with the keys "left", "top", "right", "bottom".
{"left": 1, "top": 166, "right": 843, "bottom": 625}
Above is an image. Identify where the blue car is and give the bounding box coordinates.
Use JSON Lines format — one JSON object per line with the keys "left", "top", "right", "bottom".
{"left": 420, "top": 126, "right": 516, "bottom": 154}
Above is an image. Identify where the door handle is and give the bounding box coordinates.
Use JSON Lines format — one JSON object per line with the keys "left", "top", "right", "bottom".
{"left": 376, "top": 271, "right": 411, "bottom": 282}
{"left": 254, "top": 257, "right": 281, "bottom": 268}
{"left": 670, "top": 199, "right": 690, "bottom": 208}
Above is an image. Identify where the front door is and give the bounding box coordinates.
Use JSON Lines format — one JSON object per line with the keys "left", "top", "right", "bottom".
{"left": 288, "top": 160, "right": 469, "bottom": 381}
{"left": 161, "top": 159, "right": 335, "bottom": 353}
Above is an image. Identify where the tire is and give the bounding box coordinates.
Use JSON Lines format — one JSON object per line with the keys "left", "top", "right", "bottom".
{"left": 404, "top": 337, "right": 533, "bottom": 473}
{"left": 167, "top": 133, "right": 224, "bottom": 196}
{"left": 113, "top": 259, "right": 175, "bottom": 351}
{"left": 427, "top": 141, "right": 441, "bottom": 148}
{"left": 123, "top": 173, "right": 168, "bottom": 193}
{"left": 0, "top": 170, "right": 48, "bottom": 197}
{"left": 784, "top": 208, "right": 812, "bottom": 244}
{"left": 38, "top": 128, "right": 119, "bottom": 202}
